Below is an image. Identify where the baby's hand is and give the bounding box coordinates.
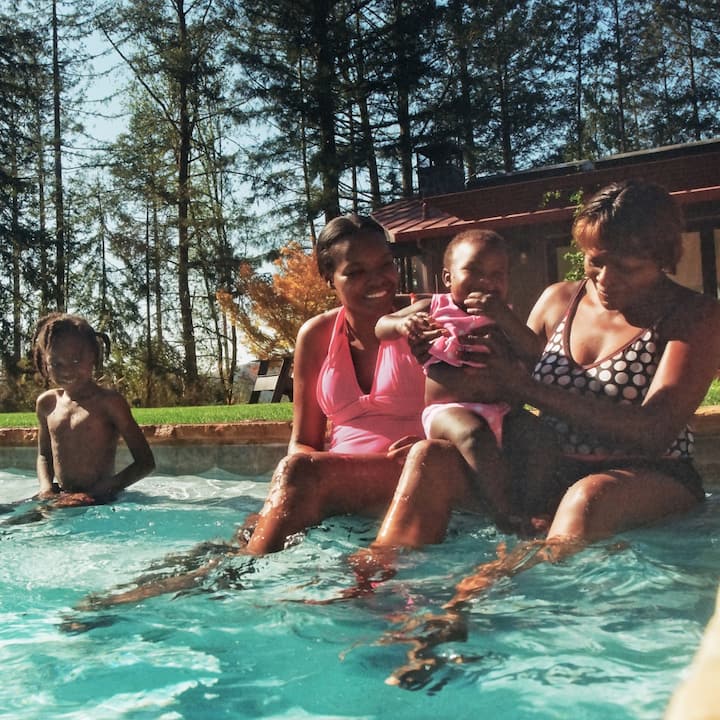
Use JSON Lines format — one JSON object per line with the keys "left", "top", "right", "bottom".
{"left": 464, "top": 292, "right": 508, "bottom": 320}
{"left": 399, "top": 312, "right": 441, "bottom": 339}
{"left": 402, "top": 313, "right": 445, "bottom": 364}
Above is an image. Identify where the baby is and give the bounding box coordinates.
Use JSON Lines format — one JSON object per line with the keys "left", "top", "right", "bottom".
{"left": 377, "top": 230, "right": 558, "bottom": 529}
{"left": 34, "top": 313, "right": 155, "bottom": 505}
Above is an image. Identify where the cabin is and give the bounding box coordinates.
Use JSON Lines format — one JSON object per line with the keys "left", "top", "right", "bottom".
{"left": 374, "top": 138, "right": 720, "bottom": 321}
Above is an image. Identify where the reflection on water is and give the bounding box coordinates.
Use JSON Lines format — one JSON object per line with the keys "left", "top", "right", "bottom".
{"left": 0, "top": 469, "right": 718, "bottom": 720}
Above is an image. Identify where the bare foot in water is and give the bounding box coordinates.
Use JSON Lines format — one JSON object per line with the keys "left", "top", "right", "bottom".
{"left": 349, "top": 545, "right": 397, "bottom": 588}
{"left": 382, "top": 611, "right": 468, "bottom": 689}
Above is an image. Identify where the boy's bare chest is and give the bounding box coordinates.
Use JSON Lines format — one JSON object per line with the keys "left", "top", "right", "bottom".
{"left": 47, "top": 399, "right": 108, "bottom": 439}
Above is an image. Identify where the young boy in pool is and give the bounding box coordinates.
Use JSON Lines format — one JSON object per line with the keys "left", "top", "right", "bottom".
{"left": 33, "top": 313, "right": 155, "bottom": 506}
{"left": 376, "top": 229, "right": 559, "bottom": 530}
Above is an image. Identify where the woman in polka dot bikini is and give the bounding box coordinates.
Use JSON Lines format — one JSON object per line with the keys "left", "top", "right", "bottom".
{"left": 383, "top": 179, "right": 720, "bottom": 688}
{"left": 519, "top": 178, "right": 719, "bottom": 545}
{"left": 450, "top": 178, "right": 720, "bottom": 591}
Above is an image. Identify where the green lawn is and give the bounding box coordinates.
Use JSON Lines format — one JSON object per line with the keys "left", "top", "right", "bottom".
{"left": 703, "top": 378, "right": 720, "bottom": 406}
{"left": 0, "top": 402, "right": 294, "bottom": 429}
{"left": 2, "top": 381, "right": 719, "bottom": 429}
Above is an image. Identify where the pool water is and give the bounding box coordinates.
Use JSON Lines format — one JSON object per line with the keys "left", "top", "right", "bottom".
{"left": 0, "top": 468, "right": 718, "bottom": 720}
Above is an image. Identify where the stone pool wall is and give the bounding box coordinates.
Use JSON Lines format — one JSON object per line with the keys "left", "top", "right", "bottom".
{"left": 0, "top": 421, "right": 293, "bottom": 477}
{"left": 2, "top": 410, "right": 719, "bottom": 482}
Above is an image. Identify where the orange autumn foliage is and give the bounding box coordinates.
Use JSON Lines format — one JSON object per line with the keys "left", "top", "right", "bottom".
{"left": 217, "top": 242, "right": 336, "bottom": 359}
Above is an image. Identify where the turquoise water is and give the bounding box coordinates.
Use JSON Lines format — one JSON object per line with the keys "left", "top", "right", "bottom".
{"left": 0, "top": 468, "right": 718, "bottom": 720}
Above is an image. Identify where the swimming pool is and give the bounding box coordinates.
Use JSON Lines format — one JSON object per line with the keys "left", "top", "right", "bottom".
{"left": 0, "top": 467, "right": 718, "bottom": 720}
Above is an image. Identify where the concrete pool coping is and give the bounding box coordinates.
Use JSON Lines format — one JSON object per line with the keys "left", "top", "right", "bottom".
{"left": 2, "top": 408, "right": 720, "bottom": 481}
{"left": 0, "top": 420, "right": 293, "bottom": 476}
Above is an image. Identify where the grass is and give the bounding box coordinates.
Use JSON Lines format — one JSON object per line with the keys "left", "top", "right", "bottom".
{"left": 2, "top": 381, "right": 720, "bottom": 429}
{"left": 703, "top": 379, "right": 720, "bottom": 406}
{"left": 0, "top": 402, "right": 294, "bottom": 429}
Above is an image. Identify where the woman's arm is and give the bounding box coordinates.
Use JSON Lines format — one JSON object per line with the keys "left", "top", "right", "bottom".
{"left": 287, "top": 311, "right": 336, "bottom": 454}
{"left": 490, "top": 290, "right": 720, "bottom": 456}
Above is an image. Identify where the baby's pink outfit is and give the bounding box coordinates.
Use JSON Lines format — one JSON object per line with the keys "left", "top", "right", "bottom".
{"left": 317, "top": 306, "right": 425, "bottom": 454}
{"left": 422, "top": 293, "right": 510, "bottom": 446}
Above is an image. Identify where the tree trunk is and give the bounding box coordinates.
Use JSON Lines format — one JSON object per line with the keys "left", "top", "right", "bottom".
{"left": 611, "top": 0, "right": 628, "bottom": 152}
{"left": 176, "top": 0, "right": 198, "bottom": 388}
{"left": 52, "top": 0, "right": 66, "bottom": 311}
{"left": 312, "top": 0, "right": 341, "bottom": 221}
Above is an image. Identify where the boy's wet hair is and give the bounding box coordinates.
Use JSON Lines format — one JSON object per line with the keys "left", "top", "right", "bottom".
{"left": 32, "top": 313, "right": 111, "bottom": 379}
{"left": 572, "top": 179, "right": 683, "bottom": 273}
{"left": 443, "top": 229, "right": 508, "bottom": 269}
{"left": 315, "top": 214, "right": 387, "bottom": 281}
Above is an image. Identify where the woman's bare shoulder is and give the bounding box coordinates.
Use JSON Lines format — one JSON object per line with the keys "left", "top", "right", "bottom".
{"left": 529, "top": 280, "right": 581, "bottom": 331}
{"left": 295, "top": 308, "right": 341, "bottom": 366}
{"left": 538, "top": 280, "right": 581, "bottom": 306}
{"left": 665, "top": 282, "right": 720, "bottom": 333}
{"left": 298, "top": 307, "right": 340, "bottom": 340}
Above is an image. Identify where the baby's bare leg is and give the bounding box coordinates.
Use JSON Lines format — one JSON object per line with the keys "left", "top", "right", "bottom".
{"left": 427, "top": 407, "right": 512, "bottom": 524}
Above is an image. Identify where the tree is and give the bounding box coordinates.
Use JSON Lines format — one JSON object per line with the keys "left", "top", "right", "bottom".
{"left": 0, "top": 11, "right": 44, "bottom": 380}
{"left": 96, "top": 0, "right": 237, "bottom": 393}
{"left": 217, "top": 243, "right": 335, "bottom": 359}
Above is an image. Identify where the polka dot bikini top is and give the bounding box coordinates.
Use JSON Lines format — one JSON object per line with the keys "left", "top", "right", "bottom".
{"left": 532, "top": 281, "right": 694, "bottom": 459}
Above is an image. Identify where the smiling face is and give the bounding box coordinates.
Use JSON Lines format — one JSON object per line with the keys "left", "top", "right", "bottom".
{"left": 442, "top": 237, "right": 509, "bottom": 308}
{"left": 328, "top": 231, "right": 398, "bottom": 320}
{"left": 45, "top": 333, "right": 96, "bottom": 391}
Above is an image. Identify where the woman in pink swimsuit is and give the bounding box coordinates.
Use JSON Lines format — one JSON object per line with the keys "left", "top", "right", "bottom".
{"left": 244, "top": 214, "right": 469, "bottom": 555}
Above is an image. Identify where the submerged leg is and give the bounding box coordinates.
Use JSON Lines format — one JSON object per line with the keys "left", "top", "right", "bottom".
{"left": 76, "top": 561, "right": 220, "bottom": 611}
{"left": 384, "top": 466, "right": 702, "bottom": 689}
{"left": 245, "top": 452, "right": 403, "bottom": 555}
{"left": 383, "top": 610, "right": 469, "bottom": 689}
{"left": 381, "top": 538, "right": 567, "bottom": 689}
{"left": 73, "top": 541, "right": 246, "bottom": 613}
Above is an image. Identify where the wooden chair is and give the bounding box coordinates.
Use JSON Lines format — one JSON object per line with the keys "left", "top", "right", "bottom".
{"left": 248, "top": 356, "right": 294, "bottom": 403}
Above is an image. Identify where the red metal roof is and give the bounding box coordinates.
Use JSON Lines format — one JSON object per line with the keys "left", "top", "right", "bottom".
{"left": 374, "top": 140, "right": 720, "bottom": 243}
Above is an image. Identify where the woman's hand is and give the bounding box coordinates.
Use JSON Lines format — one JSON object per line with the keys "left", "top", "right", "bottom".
{"left": 386, "top": 435, "right": 421, "bottom": 463}
{"left": 458, "top": 330, "right": 531, "bottom": 402}
{"left": 463, "top": 292, "right": 509, "bottom": 321}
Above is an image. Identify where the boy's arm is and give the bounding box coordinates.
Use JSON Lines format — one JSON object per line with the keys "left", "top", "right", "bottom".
{"left": 35, "top": 396, "right": 57, "bottom": 498}
{"left": 94, "top": 394, "right": 155, "bottom": 500}
{"left": 376, "top": 298, "right": 435, "bottom": 341}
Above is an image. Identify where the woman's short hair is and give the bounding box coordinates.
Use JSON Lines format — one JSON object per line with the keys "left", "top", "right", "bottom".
{"left": 572, "top": 180, "right": 684, "bottom": 273}
{"left": 315, "top": 214, "right": 386, "bottom": 281}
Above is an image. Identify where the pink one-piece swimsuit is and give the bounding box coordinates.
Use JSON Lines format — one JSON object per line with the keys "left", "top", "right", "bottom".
{"left": 422, "top": 293, "right": 510, "bottom": 446}
{"left": 317, "top": 307, "right": 426, "bottom": 454}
